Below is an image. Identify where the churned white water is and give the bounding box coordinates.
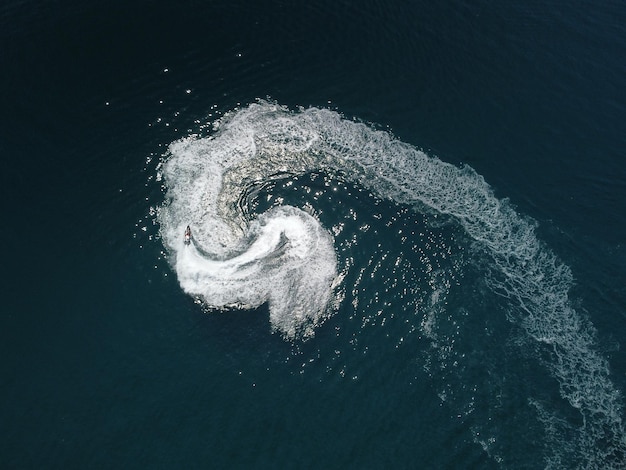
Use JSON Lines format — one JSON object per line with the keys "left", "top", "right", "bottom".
{"left": 157, "top": 101, "right": 625, "bottom": 468}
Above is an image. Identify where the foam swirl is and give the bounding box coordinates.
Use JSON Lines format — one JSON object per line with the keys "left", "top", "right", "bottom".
{"left": 176, "top": 206, "right": 336, "bottom": 338}
{"left": 157, "top": 101, "right": 625, "bottom": 467}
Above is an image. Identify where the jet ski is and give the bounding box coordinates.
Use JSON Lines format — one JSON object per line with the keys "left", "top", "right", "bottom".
{"left": 184, "top": 225, "right": 192, "bottom": 245}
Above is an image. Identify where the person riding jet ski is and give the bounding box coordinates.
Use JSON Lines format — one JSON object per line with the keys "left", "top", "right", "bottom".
{"left": 184, "top": 225, "right": 191, "bottom": 245}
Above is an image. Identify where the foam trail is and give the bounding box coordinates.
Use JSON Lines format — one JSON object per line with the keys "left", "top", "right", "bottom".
{"left": 157, "top": 101, "right": 625, "bottom": 467}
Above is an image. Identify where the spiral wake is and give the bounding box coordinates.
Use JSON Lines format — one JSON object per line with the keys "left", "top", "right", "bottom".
{"left": 157, "top": 101, "right": 625, "bottom": 468}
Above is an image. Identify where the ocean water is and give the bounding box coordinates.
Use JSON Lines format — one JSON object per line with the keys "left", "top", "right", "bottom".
{"left": 2, "top": 1, "right": 626, "bottom": 468}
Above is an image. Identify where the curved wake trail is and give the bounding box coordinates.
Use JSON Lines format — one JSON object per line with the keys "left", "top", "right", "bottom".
{"left": 157, "top": 101, "right": 625, "bottom": 468}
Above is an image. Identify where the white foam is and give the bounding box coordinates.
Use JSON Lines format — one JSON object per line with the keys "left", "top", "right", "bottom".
{"left": 157, "top": 101, "right": 625, "bottom": 466}
{"left": 175, "top": 206, "right": 336, "bottom": 338}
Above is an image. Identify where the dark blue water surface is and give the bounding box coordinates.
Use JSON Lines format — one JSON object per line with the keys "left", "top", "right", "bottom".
{"left": 2, "top": 1, "right": 626, "bottom": 468}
